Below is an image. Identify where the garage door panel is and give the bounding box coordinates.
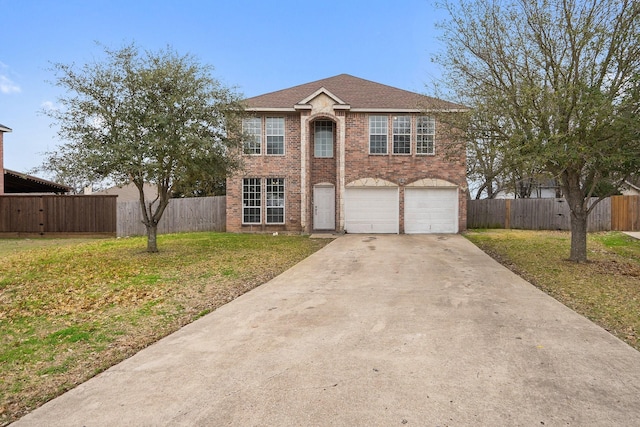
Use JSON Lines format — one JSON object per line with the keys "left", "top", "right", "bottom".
{"left": 345, "top": 188, "right": 398, "bottom": 234}
{"left": 405, "top": 188, "right": 457, "bottom": 234}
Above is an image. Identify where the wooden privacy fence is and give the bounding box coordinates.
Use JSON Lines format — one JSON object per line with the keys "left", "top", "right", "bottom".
{"left": 468, "top": 195, "right": 640, "bottom": 231}
{"left": 0, "top": 195, "right": 117, "bottom": 237}
{"left": 611, "top": 195, "right": 640, "bottom": 231}
{"left": 117, "top": 196, "right": 226, "bottom": 237}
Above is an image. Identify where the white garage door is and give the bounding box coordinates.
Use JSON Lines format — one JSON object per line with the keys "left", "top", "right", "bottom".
{"left": 345, "top": 188, "right": 399, "bottom": 233}
{"left": 405, "top": 188, "right": 458, "bottom": 234}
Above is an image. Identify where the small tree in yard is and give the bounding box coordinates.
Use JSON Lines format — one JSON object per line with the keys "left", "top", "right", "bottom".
{"left": 436, "top": 0, "right": 640, "bottom": 262}
{"left": 42, "top": 43, "right": 245, "bottom": 252}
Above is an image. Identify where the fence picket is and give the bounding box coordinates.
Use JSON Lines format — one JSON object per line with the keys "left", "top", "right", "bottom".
{"left": 116, "top": 196, "right": 226, "bottom": 237}
{"left": 0, "top": 195, "right": 117, "bottom": 236}
{"left": 467, "top": 196, "right": 640, "bottom": 231}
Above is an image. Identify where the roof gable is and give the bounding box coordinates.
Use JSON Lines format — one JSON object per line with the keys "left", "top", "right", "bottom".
{"left": 296, "top": 87, "right": 348, "bottom": 107}
{"left": 245, "top": 74, "right": 464, "bottom": 111}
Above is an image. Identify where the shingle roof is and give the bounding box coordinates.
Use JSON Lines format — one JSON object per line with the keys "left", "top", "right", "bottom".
{"left": 0, "top": 123, "right": 12, "bottom": 132}
{"left": 4, "top": 169, "right": 71, "bottom": 193}
{"left": 245, "top": 74, "right": 464, "bottom": 111}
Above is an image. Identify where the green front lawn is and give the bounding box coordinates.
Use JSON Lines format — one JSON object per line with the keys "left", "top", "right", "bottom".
{"left": 0, "top": 233, "right": 331, "bottom": 426}
{"left": 465, "top": 230, "right": 640, "bottom": 351}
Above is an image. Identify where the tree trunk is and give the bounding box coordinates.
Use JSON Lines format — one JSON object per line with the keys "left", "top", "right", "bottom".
{"left": 569, "top": 207, "right": 588, "bottom": 262}
{"left": 562, "top": 170, "right": 589, "bottom": 263}
{"left": 146, "top": 224, "right": 159, "bottom": 253}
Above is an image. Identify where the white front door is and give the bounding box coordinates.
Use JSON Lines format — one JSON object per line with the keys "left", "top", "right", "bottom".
{"left": 313, "top": 185, "right": 335, "bottom": 230}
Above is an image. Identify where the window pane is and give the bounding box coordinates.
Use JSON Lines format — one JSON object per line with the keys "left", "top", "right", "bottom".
{"left": 417, "top": 116, "right": 435, "bottom": 155}
{"left": 369, "top": 116, "right": 388, "bottom": 154}
{"left": 242, "top": 118, "right": 261, "bottom": 155}
{"left": 314, "top": 120, "right": 334, "bottom": 158}
{"left": 242, "top": 178, "right": 261, "bottom": 224}
{"left": 393, "top": 116, "right": 411, "bottom": 154}
{"left": 369, "top": 135, "right": 388, "bottom": 154}
{"left": 266, "top": 178, "right": 285, "bottom": 224}
{"left": 266, "top": 117, "right": 285, "bottom": 155}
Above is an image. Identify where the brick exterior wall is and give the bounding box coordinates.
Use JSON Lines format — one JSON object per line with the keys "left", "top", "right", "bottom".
{"left": 0, "top": 131, "right": 4, "bottom": 195}
{"left": 226, "top": 110, "right": 467, "bottom": 233}
{"left": 227, "top": 113, "right": 303, "bottom": 233}
{"left": 344, "top": 113, "right": 467, "bottom": 232}
{"left": 308, "top": 114, "right": 339, "bottom": 230}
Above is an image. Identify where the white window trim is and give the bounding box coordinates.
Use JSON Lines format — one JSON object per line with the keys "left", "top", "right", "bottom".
{"left": 416, "top": 116, "right": 436, "bottom": 156}
{"left": 242, "top": 178, "right": 262, "bottom": 225}
{"left": 265, "top": 178, "right": 286, "bottom": 225}
{"left": 392, "top": 115, "right": 412, "bottom": 156}
{"left": 314, "top": 120, "right": 334, "bottom": 158}
{"left": 242, "top": 117, "right": 262, "bottom": 156}
{"left": 265, "top": 117, "right": 286, "bottom": 156}
{"left": 369, "top": 115, "right": 388, "bottom": 155}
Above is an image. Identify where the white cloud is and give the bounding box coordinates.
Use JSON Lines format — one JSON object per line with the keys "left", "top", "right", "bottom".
{"left": 41, "top": 100, "right": 58, "bottom": 111}
{"left": 0, "top": 62, "right": 22, "bottom": 94}
{"left": 0, "top": 74, "right": 21, "bottom": 94}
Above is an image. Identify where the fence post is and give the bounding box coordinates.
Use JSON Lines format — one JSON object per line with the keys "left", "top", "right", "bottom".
{"left": 38, "top": 196, "right": 45, "bottom": 235}
{"left": 505, "top": 199, "right": 511, "bottom": 229}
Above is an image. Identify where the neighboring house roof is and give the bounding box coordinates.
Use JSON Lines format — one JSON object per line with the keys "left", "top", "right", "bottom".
{"left": 4, "top": 169, "right": 71, "bottom": 193}
{"left": 0, "top": 124, "right": 12, "bottom": 132}
{"left": 245, "top": 74, "right": 465, "bottom": 112}
{"left": 621, "top": 177, "right": 640, "bottom": 195}
{"left": 625, "top": 177, "right": 640, "bottom": 191}
{"left": 93, "top": 182, "right": 158, "bottom": 202}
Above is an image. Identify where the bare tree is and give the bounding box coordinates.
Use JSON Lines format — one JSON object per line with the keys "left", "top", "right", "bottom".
{"left": 436, "top": 0, "right": 640, "bottom": 261}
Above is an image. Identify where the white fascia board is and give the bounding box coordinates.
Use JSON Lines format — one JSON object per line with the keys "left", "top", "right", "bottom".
{"left": 350, "top": 108, "right": 422, "bottom": 113}
{"left": 294, "top": 104, "right": 350, "bottom": 111}
{"left": 245, "top": 107, "right": 468, "bottom": 113}
{"left": 350, "top": 108, "right": 468, "bottom": 113}
{"left": 434, "top": 108, "right": 470, "bottom": 113}
{"left": 246, "top": 107, "right": 297, "bottom": 112}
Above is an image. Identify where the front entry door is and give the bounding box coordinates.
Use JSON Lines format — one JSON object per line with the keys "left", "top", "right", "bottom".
{"left": 313, "top": 185, "right": 335, "bottom": 230}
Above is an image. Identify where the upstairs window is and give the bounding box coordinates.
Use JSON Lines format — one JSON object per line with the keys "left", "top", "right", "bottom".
{"left": 369, "top": 116, "right": 388, "bottom": 154}
{"left": 242, "top": 117, "right": 262, "bottom": 155}
{"left": 392, "top": 116, "right": 411, "bottom": 154}
{"left": 314, "top": 120, "right": 334, "bottom": 158}
{"left": 417, "top": 116, "right": 435, "bottom": 155}
{"left": 266, "top": 117, "right": 285, "bottom": 155}
{"left": 266, "top": 178, "right": 285, "bottom": 224}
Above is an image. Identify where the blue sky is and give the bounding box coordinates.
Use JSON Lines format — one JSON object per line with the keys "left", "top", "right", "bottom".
{"left": 0, "top": 0, "right": 449, "bottom": 174}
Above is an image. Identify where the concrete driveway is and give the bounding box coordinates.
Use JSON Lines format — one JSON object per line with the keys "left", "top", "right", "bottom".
{"left": 13, "top": 235, "right": 640, "bottom": 426}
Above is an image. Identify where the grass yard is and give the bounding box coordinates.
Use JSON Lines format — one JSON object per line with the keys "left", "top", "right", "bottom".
{"left": 0, "top": 233, "right": 331, "bottom": 426}
{"left": 465, "top": 230, "right": 640, "bottom": 352}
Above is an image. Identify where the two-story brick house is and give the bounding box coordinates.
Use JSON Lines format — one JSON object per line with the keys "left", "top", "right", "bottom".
{"left": 0, "top": 124, "right": 11, "bottom": 195}
{"left": 226, "top": 74, "right": 467, "bottom": 234}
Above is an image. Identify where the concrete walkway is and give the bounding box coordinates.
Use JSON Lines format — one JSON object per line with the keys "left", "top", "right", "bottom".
{"left": 13, "top": 235, "right": 640, "bottom": 426}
